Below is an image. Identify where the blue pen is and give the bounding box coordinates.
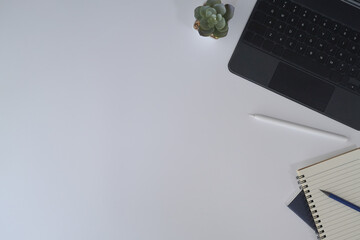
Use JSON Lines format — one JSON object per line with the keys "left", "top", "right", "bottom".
{"left": 320, "top": 190, "right": 360, "bottom": 212}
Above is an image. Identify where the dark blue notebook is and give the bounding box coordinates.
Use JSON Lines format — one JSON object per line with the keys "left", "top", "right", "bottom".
{"left": 287, "top": 190, "right": 317, "bottom": 232}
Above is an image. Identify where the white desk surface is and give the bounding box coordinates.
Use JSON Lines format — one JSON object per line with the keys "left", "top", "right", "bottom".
{"left": 1, "top": 1, "right": 359, "bottom": 239}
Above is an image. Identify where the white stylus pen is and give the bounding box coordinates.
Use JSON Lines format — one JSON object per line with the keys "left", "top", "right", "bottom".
{"left": 251, "top": 114, "right": 348, "bottom": 142}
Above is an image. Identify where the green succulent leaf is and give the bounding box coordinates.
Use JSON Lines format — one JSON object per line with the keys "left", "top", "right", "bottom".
{"left": 194, "top": 6, "right": 202, "bottom": 20}
{"left": 200, "top": 6, "right": 210, "bottom": 18}
{"left": 216, "top": 14, "right": 223, "bottom": 21}
{"left": 205, "top": 0, "right": 221, "bottom": 7}
{"left": 213, "top": 28, "right": 228, "bottom": 38}
{"left": 215, "top": 18, "right": 226, "bottom": 30}
{"left": 200, "top": 18, "right": 211, "bottom": 30}
{"left": 199, "top": 26, "right": 214, "bottom": 36}
{"left": 224, "top": 4, "right": 235, "bottom": 21}
{"left": 208, "top": 15, "right": 217, "bottom": 25}
{"left": 205, "top": 7, "right": 216, "bottom": 17}
{"left": 208, "top": 21, "right": 215, "bottom": 28}
{"left": 217, "top": 23, "right": 228, "bottom": 32}
{"left": 213, "top": 3, "right": 226, "bottom": 15}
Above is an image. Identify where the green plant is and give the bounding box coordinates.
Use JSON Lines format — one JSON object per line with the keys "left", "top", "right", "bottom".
{"left": 194, "top": 0, "right": 234, "bottom": 39}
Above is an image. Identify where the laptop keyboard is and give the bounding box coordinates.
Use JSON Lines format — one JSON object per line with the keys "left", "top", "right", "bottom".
{"left": 242, "top": 0, "right": 360, "bottom": 94}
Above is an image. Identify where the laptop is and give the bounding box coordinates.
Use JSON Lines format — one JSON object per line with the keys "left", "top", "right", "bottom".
{"left": 229, "top": 0, "right": 360, "bottom": 130}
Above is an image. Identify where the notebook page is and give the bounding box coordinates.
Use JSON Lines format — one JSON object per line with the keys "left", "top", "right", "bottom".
{"left": 297, "top": 149, "right": 360, "bottom": 240}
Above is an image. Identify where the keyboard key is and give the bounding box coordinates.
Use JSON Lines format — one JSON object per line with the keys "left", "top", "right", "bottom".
{"left": 282, "top": 1, "right": 293, "bottom": 11}
{"left": 299, "top": 9, "right": 310, "bottom": 19}
{"left": 272, "top": 45, "right": 285, "bottom": 56}
{"left": 284, "top": 26, "right": 296, "bottom": 36}
{"left": 290, "top": 3, "right": 301, "bottom": 14}
{"left": 336, "top": 62, "right": 348, "bottom": 73}
{"left": 336, "top": 50, "right": 347, "bottom": 60}
{"left": 316, "top": 52, "right": 328, "bottom": 64}
{"left": 275, "top": 34, "right": 287, "bottom": 44}
{"left": 285, "top": 38, "right": 297, "bottom": 49}
{"left": 347, "top": 55, "right": 357, "bottom": 64}
{"left": 305, "top": 48, "right": 317, "bottom": 58}
{"left": 310, "top": 13, "right": 321, "bottom": 23}
{"left": 267, "top": 6, "right": 278, "bottom": 16}
{"left": 349, "top": 67, "right": 359, "bottom": 77}
{"left": 325, "top": 45, "right": 339, "bottom": 56}
{"left": 243, "top": 31, "right": 254, "bottom": 42}
{"left": 338, "top": 38, "right": 349, "bottom": 48}
{"left": 296, "top": 31, "right": 307, "bottom": 42}
{"left": 282, "top": 49, "right": 299, "bottom": 61}
{"left": 319, "top": 30, "right": 330, "bottom": 40}
{"left": 349, "top": 77, "right": 360, "bottom": 87}
{"left": 279, "top": 0, "right": 290, "bottom": 9}
{"left": 298, "top": 20, "right": 308, "bottom": 30}
{"left": 348, "top": 85, "right": 359, "bottom": 91}
{"left": 351, "top": 33, "right": 360, "bottom": 42}
{"left": 269, "top": 0, "right": 281, "bottom": 5}
{"left": 268, "top": 0, "right": 280, "bottom": 4}
{"left": 274, "top": 21, "right": 286, "bottom": 32}
{"left": 295, "top": 43, "right": 306, "bottom": 54}
{"left": 248, "top": 21, "right": 267, "bottom": 36}
{"left": 341, "top": 28, "right": 350, "bottom": 37}
{"left": 253, "top": 11, "right": 267, "bottom": 23}
{"left": 288, "top": 16, "right": 299, "bottom": 26}
{"left": 262, "top": 40, "right": 275, "bottom": 52}
{"left": 316, "top": 40, "right": 327, "bottom": 50}
{"left": 306, "top": 36, "right": 317, "bottom": 46}
{"left": 326, "top": 57, "right": 339, "bottom": 69}
{"left": 348, "top": 44, "right": 359, "bottom": 54}
{"left": 258, "top": 1, "right": 271, "bottom": 12}
{"left": 328, "top": 33, "right": 337, "bottom": 43}
{"left": 347, "top": 77, "right": 360, "bottom": 90}
{"left": 265, "top": 30, "right": 278, "bottom": 40}
{"left": 252, "top": 35, "right": 265, "bottom": 46}
{"left": 331, "top": 23, "right": 341, "bottom": 33}
{"left": 277, "top": 9, "right": 289, "bottom": 21}
{"left": 320, "top": 18, "right": 332, "bottom": 28}
{"left": 307, "top": 24, "right": 319, "bottom": 35}
{"left": 265, "top": 16, "right": 277, "bottom": 27}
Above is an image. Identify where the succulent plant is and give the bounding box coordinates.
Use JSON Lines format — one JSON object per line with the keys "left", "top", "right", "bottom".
{"left": 194, "top": 0, "right": 234, "bottom": 39}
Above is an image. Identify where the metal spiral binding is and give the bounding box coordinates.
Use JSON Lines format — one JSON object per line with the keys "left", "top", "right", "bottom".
{"left": 296, "top": 174, "right": 326, "bottom": 239}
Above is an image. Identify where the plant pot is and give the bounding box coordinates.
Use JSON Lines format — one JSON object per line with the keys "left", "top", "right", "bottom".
{"left": 193, "top": 20, "right": 219, "bottom": 39}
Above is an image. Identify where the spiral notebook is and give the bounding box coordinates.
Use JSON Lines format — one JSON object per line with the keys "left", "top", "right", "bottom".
{"left": 296, "top": 148, "right": 360, "bottom": 240}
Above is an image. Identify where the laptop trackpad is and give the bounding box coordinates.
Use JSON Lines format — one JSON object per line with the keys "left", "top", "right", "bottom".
{"left": 269, "top": 63, "right": 334, "bottom": 112}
